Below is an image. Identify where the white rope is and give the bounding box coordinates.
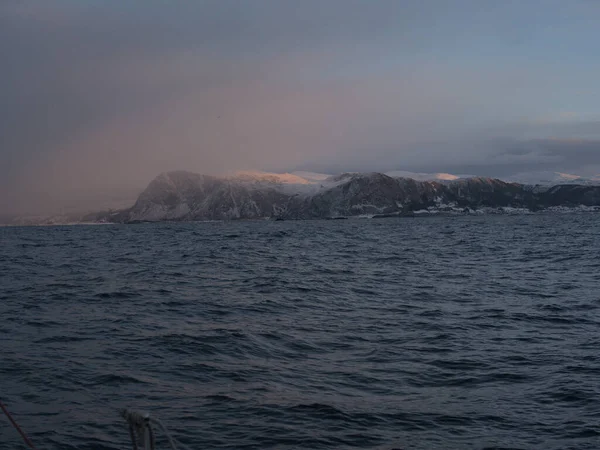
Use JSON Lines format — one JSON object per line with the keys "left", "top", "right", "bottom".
{"left": 150, "top": 417, "right": 179, "bottom": 450}
{"left": 121, "top": 409, "right": 155, "bottom": 450}
{"left": 151, "top": 417, "right": 195, "bottom": 450}
{"left": 122, "top": 408, "right": 193, "bottom": 450}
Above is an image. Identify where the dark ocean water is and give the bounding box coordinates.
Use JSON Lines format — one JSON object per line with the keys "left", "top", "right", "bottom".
{"left": 1, "top": 215, "right": 599, "bottom": 450}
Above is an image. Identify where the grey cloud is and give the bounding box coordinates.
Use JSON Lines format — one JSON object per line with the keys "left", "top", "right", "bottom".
{"left": 1, "top": 0, "right": 415, "bottom": 170}
{"left": 422, "top": 138, "right": 600, "bottom": 178}
{"left": 296, "top": 137, "right": 600, "bottom": 179}
{"left": 1, "top": 1, "right": 600, "bottom": 215}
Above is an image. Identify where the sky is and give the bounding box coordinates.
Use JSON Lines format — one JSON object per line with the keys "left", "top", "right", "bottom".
{"left": 1, "top": 0, "right": 600, "bottom": 214}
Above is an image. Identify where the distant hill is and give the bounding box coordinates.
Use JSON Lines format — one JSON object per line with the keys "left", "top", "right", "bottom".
{"left": 3, "top": 170, "right": 599, "bottom": 225}
{"left": 108, "top": 171, "right": 600, "bottom": 222}
{"left": 505, "top": 171, "right": 600, "bottom": 186}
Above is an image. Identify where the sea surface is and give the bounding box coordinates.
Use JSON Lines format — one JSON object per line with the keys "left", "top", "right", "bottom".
{"left": 1, "top": 215, "right": 599, "bottom": 450}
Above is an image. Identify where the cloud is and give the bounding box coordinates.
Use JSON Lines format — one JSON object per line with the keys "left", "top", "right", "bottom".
{"left": 1, "top": 1, "right": 600, "bottom": 214}
{"left": 424, "top": 137, "right": 600, "bottom": 178}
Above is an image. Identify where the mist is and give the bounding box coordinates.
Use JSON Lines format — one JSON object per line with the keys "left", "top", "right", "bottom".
{"left": 1, "top": 0, "right": 599, "bottom": 215}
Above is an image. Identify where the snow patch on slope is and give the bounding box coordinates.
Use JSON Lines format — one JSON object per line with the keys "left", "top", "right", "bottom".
{"left": 385, "top": 170, "right": 473, "bottom": 181}
{"left": 220, "top": 170, "right": 355, "bottom": 196}
{"left": 505, "top": 171, "right": 600, "bottom": 186}
{"left": 230, "top": 170, "right": 312, "bottom": 185}
{"left": 290, "top": 171, "right": 332, "bottom": 182}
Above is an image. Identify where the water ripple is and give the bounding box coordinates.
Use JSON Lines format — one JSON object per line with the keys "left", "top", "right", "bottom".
{"left": 1, "top": 215, "right": 599, "bottom": 449}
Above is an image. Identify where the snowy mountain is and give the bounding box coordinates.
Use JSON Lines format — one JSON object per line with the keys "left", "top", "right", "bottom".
{"left": 118, "top": 171, "right": 291, "bottom": 221}
{"left": 384, "top": 170, "right": 473, "bottom": 181}
{"left": 505, "top": 171, "right": 600, "bottom": 186}
{"left": 384, "top": 169, "right": 600, "bottom": 186}
{"left": 4, "top": 170, "right": 600, "bottom": 225}
{"left": 108, "top": 171, "right": 600, "bottom": 222}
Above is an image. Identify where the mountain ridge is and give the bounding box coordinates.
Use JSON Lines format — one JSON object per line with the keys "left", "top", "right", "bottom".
{"left": 3, "top": 170, "right": 600, "bottom": 225}
{"left": 109, "top": 170, "right": 600, "bottom": 223}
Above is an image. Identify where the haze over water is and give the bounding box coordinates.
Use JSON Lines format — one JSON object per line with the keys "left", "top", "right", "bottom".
{"left": 1, "top": 215, "right": 599, "bottom": 449}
